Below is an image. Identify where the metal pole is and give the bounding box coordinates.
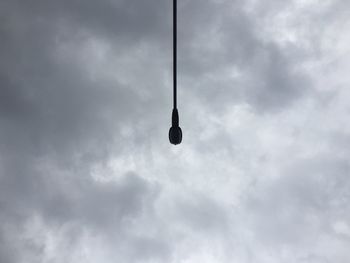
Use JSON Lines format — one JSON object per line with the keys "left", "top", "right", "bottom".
{"left": 173, "top": 0, "right": 177, "bottom": 109}
{"left": 169, "top": 0, "right": 182, "bottom": 145}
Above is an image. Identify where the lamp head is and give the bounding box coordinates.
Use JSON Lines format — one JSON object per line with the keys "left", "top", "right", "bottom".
{"left": 169, "top": 126, "right": 182, "bottom": 145}
{"left": 169, "top": 108, "right": 182, "bottom": 145}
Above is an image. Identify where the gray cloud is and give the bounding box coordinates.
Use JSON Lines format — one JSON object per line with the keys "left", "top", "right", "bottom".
{"left": 1, "top": 0, "right": 350, "bottom": 262}
{"left": 178, "top": 0, "right": 312, "bottom": 113}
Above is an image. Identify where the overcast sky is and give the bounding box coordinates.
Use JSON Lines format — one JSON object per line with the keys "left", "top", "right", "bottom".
{"left": 1, "top": 0, "right": 350, "bottom": 262}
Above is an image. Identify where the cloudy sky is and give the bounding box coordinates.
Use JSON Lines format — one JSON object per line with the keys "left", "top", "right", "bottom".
{"left": 1, "top": 0, "right": 350, "bottom": 262}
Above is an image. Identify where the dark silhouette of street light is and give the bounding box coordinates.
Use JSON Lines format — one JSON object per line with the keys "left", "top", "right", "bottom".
{"left": 169, "top": 0, "right": 182, "bottom": 145}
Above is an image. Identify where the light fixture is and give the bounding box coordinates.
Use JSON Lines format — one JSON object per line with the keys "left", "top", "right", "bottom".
{"left": 169, "top": 0, "right": 182, "bottom": 145}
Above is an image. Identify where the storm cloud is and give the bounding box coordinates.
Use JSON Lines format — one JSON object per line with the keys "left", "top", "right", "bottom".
{"left": 1, "top": 0, "right": 350, "bottom": 262}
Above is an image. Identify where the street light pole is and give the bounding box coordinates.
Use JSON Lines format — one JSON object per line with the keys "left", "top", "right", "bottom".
{"left": 169, "top": 0, "right": 182, "bottom": 145}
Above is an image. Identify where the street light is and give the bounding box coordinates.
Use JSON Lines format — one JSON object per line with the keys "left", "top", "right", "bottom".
{"left": 169, "top": 0, "right": 182, "bottom": 145}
